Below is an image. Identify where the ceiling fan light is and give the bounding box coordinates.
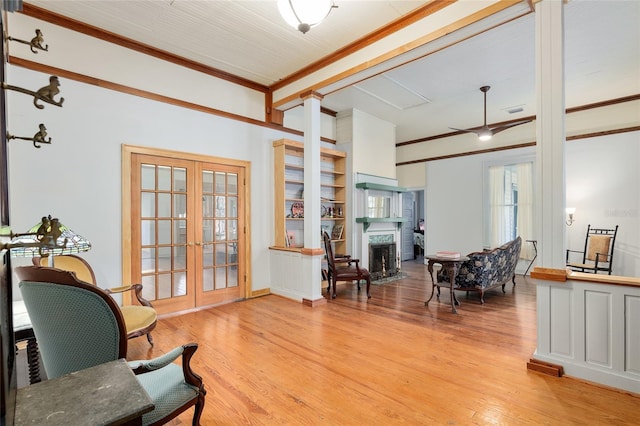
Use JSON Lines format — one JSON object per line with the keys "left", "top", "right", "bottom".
{"left": 277, "top": 0, "right": 335, "bottom": 34}
{"left": 478, "top": 129, "right": 492, "bottom": 142}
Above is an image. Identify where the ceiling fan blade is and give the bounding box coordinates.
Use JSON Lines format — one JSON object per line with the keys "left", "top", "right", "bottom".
{"left": 448, "top": 127, "right": 480, "bottom": 135}
{"left": 489, "top": 119, "right": 532, "bottom": 135}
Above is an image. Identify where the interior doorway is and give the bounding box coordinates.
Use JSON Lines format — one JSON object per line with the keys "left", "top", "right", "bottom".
{"left": 401, "top": 190, "right": 425, "bottom": 262}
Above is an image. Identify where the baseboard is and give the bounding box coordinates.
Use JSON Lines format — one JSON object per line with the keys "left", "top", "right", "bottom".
{"left": 527, "top": 358, "right": 564, "bottom": 377}
{"left": 302, "top": 297, "right": 328, "bottom": 307}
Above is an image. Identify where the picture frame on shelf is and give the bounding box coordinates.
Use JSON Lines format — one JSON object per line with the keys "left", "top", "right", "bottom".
{"left": 331, "top": 223, "right": 344, "bottom": 240}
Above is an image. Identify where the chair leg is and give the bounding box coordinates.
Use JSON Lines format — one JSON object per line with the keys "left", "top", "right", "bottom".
{"left": 192, "top": 388, "right": 206, "bottom": 426}
{"left": 332, "top": 278, "right": 337, "bottom": 299}
{"left": 146, "top": 332, "right": 154, "bottom": 346}
{"left": 365, "top": 277, "right": 371, "bottom": 299}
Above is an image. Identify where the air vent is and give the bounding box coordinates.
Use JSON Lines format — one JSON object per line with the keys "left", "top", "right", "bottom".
{"left": 505, "top": 105, "right": 525, "bottom": 114}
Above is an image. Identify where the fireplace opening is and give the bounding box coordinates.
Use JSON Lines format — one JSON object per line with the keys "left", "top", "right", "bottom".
{"left": 368, "top": 242, "right": 397, "bottom": 281}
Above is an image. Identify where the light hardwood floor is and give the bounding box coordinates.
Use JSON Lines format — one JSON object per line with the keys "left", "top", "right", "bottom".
{"left": 127, "top": 260, "right": 640, "bottom": 425}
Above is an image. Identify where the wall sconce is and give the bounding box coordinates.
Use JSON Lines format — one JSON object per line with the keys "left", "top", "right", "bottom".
{"left": 7, "top": 123, "right": 52, "bottom": 148}
{"left": 566, "top": 207, "right": 576, "bottom": 226}
{"left": 6, "top": 28, "right": 48, "bottom": 54}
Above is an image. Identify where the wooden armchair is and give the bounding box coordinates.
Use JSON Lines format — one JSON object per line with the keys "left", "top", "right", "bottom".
{"left": 15, "top": 266, "right": 206, "bottom": 425}
{"left": 323, "top": 231, "right": 371, "bottom": 299}
{"left": 566, "top": 225, "right": 618, "bottom": 275}
{"left": 33, "top": 254, "right": 156, "bottom": 345}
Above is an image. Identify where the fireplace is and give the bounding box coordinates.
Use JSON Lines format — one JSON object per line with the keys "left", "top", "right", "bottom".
{"left": 368, "top": 242, "right": 397, "bottom": 281}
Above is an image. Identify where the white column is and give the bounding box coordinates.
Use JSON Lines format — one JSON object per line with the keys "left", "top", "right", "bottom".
{"left": 301, "top": 91, "right": 325, "bottom": 305}
{"left": 535, "top": 0, "right": 567, "bottom": 269}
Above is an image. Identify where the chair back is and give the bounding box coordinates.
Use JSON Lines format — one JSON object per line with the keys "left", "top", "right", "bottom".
{"left": 323, "top": 231, "right": 336, "bottom": 272}
{"left": 15, "top": 266, "right": 127, "bottom": 380}
{"left": 584, "top": 224, "right": 618, "bottom": 264}
{"left": 33, "top": 254, "right": 96, "bottom": 285}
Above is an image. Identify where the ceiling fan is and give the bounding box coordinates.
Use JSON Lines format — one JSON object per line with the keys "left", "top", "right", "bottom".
{"left": 449, "top": 86, "right": 531, "bottom": 141}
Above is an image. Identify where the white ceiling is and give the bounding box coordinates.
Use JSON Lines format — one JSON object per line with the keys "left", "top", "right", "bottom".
{"left": 24, "top": 0, "right": 640, "bottom": 142}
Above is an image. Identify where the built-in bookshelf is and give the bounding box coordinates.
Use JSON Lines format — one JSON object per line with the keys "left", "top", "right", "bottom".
{"left": 273, "top": 139, "right": 347, "bottom": 253}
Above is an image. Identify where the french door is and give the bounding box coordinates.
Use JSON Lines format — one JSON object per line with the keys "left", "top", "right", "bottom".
{"left": 126, "top": 147, "right": 248, "bottom": 315}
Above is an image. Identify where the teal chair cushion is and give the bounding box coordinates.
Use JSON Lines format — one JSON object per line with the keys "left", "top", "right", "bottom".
{"left": 134, "top": 363, "right": 200, "bottom": 425}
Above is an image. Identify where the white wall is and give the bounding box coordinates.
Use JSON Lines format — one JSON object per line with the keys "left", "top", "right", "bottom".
{"left": 7, "top": 66, "right": 293, "bottom": 296}
{"left": 424, "top": 133, "right": 640, "bottom": 277}
{"left": 338, "top": 109, "right": 396, "bottom": 179}
{"left": 566, "top": 131, "right": 640, "bottom": 276}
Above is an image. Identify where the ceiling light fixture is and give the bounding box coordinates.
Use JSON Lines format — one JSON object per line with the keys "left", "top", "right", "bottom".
{"left": 277, "top": 0, "right": 337, "bottom": 34}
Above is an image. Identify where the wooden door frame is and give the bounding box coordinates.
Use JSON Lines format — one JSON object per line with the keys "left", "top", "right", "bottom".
{"left": 121, "top": 144, "right": 252, "bottom": 309}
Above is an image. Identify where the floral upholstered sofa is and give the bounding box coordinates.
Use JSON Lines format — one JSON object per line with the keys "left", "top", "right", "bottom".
{"left": 437, "top": 236, "right": 522, "bottom": 304}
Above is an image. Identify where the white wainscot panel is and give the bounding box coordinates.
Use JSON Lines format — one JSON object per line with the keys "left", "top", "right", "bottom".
{"left": 269, "top": 250, "right": 303, "bottom": 301}
{"left": 536, "top": 278, "right": 640, "bottom": 394}
{"left": 626, "top": 295, "right": 640, "bottom": 374}
{"left": 584, "top": 290, "right": 612, "bottom": 367}
{"left": 550, "top": 286, "right": 573, "bottom": 357}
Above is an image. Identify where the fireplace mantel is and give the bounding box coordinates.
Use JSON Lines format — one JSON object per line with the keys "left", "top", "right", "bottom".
{"left": 356, "top": 217, "right": 408, "bottom": 232}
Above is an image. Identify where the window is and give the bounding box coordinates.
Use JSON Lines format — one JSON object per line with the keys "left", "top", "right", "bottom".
{"left": 484, "top": 156, "right": 535, "bottom": 259}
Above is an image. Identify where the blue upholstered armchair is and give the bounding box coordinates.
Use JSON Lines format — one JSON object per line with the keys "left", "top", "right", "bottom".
{"left": 15, "top": 266, "right": 206, "bottom": 426}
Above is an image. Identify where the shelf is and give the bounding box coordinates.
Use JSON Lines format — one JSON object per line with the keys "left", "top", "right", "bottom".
{"left": 355, "top": 217, "right": 408, "bottom": 232}
{"left": 355, "top": 182, "right": 407, "bottom": 192}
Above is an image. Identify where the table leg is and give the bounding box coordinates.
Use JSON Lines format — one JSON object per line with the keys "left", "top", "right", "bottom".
{"left": 425, "top": 261, "right": 436, "bottom": 306}
{"left": 447, "top": 263, "right": 460, "bottom": 314}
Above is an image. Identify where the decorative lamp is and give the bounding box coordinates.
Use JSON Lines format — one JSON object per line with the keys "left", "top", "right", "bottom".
{"left": 566, "top": 207, "right": 576, "bottom": 226}
{"left": 7, "top": 215, "right": 91, "bottom": 259}
{"left": 277, "top": 0, "right": 336, "bottom": 34}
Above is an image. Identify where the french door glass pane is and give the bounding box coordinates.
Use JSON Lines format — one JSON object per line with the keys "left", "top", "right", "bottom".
{"left": 203, "top": 195, "right": 214, "bottom": 217}
{"left": 158, "top": 220, "right": 171, "bottom": 245}
{"left": 158, "top": 166, "right": 171, "bottom": 191}
{"left": 203, "top": 268, "right": 214, "bottom": 291}
{"left": 158, "top": 274, "right": 171, "bottom": 299}
{"left": 141, "top": 275, "right": 155, "bottom": 300}
{"left": 174, "top": 220, "right": 186, "bottom": 244}
{"left": 215, "top": 195, "right": 225, "bottom": 217}
{"left": 214, "top": 243, "right": 225, "bottom": 265}
{"left": 215, "top": 219, "right": 226, "bottom": 241}
{"left": 228, "top": 196, "right": 237, "bottom": 217}
{"left": 174, "top": 194, "right": 187, "bottom": 217}
{"left": 174, "top": 168, "right": 186, "bottom": 191}
{"left": 228, "top": 265, "right": 238, "bottom": 288}
{"left": 141, "top": 164, "right": 155, "bottom": 190}
{"left": 174, "top": 246, "right": 186, "bottom": 269}
{"left": 141, "top": 193, "right": 155, "bottom": 217}
{"left": 157, "top": 247, "right": 172, "bottom": 272}
{"left": 214, "top": 172, "right": 226, "bottom": 193}
{"left": 215, "top": 267, "right": 226, "bottom": 289}
{"left": 202, "top": 171, "right": 214, "bottom": 193}
{"left": 141, "top": 248, "right": 155, "bottom": 273}
{"left": 173, "top": 272, "right": 186, "bottom": 296}
{"left": 228, "top": 219, "right": 238, "bottom": 240}
{"left": 228, "top": 173, "right": 238, "bottom": 195}
{"left": 158, "top": 193, "right": 171, "bottom": 217}
{"left": 141, "top": 220, "right": 155, "bottom": 245}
